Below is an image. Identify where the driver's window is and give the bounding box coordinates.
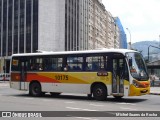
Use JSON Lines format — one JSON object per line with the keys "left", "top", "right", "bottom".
{"left": 124, "top": 60, "right": 129, "bottom": 81}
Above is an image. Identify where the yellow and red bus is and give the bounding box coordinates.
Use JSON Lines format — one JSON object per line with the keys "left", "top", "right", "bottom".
{"left": 10, "top": 49, "right": 150, "bottom": 101}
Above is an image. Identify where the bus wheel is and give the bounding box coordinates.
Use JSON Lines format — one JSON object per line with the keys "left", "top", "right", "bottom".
{"left": 92, "top": 84, "right": 107, "bottom": 101}
{"left": 50, "top": 92, "right": 61, "bottom": 96}
{"left": 87, "top": 94, "right": 92, "bottom": 100}
{"left": 29, "top": 82, "right": 42, "bottom": 97}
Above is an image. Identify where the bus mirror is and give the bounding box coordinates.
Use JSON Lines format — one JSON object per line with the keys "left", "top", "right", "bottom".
{"left": 129, "top": 59, "right": 132, "bottom": 66}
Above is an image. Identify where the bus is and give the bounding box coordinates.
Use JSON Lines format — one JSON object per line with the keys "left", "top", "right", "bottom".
{"left": 10, "top": 49, "right": 150, "bottom": 101}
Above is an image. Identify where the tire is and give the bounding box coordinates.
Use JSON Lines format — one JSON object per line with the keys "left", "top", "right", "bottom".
{"left": 92, "top": 84, "right": 107, "bottom": 101}
{"left": 50, "top": 92, "right": 61, "bottom": 96}
{"left": 87, "top": 94, "right": 92, "bottom": 100}
{"left": 29, "top": 82, "right": 42, "bottom": 97}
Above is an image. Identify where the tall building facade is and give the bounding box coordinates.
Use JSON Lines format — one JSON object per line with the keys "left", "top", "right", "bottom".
{"left": 114, "top": 17, "right": 127, "bottom": 49}
{"left": 0, "top": 0, "right": 39, "bottom": 73}
{"left": 106, "top": 11, "right": 120, "bottom": 49}
{"left": 88, "top": 0, "right": 108, "bottom": 50}
{"left": 0, "top": 0, "right": 126, "bottom": 73}
{"left": 0, "top": 0, "right": 39, "bottom": 56}
{"left": 0, "top": 0, "right": 89, "bottom": 73}
{"left": 38, "top": 0, "right": 89, "bottom": 52}
{"left": 65, "top": 0, "right": 89, "bottom": 51}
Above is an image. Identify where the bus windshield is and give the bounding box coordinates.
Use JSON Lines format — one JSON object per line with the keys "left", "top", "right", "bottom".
{"left": 126, "top": 52, "right": 149, "bottom": 81}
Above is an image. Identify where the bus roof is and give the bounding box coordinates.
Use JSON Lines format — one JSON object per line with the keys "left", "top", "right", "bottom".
{"left": 12, "top": 48, "right": 138, "bottom": 57}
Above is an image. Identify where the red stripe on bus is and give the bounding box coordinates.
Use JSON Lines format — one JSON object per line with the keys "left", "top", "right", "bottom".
{"left": 26, "top": 73, "right": 60, "bottom": 83}
{"left": 11, "top": 73, "right": 60, "bottom": 83}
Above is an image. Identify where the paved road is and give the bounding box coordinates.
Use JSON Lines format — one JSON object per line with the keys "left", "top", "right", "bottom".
{"left": 0, "top": 82, "right": 160, "bottom": 120}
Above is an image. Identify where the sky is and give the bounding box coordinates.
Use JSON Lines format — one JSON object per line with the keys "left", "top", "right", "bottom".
{"left": 102, "top": 0, "right": 160, "bottom": 43}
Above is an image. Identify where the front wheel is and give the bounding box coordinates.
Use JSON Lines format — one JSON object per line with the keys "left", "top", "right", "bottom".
{"left": 29, "top": 82, "right": 42, "bottom": 97}
{"left": 92, "top": 84, "right": 107, "bottom": 101}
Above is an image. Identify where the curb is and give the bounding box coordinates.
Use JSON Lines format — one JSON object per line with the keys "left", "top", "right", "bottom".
{"left": 150, "top": 93, "right": 160, "bottom": 95}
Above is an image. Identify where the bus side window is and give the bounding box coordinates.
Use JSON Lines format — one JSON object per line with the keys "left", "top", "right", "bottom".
{"left": 58, "top": 66, "right": 62, "bottom": 71}
{"left": 124, "top": 62, "right": 129, "bottom": 80}
{"left": 39, "top": 64, "right": 43, "bottom": 71}
{"left": 76, "top": 66, "right": 81, "bottom": 70}
{"left": 66, "top": 56, "right": 83, "bottom": 71}
{"left": 64, "top": 64, "right": 69, "bottom": 71}
{"left": 92, "top": 63, "right": 98, "bottom": 71}
{"left": 12, "top": 59, "right": 20, "bottom": 71}
{"left": 30, "top": 64, "right": 37, "bottom": 71}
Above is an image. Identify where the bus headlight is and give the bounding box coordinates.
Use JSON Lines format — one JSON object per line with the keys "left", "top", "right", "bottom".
{"left": 133, "top": 80, "right": 139, "bottom": 88}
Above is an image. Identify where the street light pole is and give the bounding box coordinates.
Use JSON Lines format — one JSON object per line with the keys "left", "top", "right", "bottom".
{"left": 148, "top": 45, "right": 160, "bottom": 62}
{"left": 126, "top": 28, "right": 131, "bottom": 49}
{"left": 159, "top": 35, "right": 160, "bottom": 47}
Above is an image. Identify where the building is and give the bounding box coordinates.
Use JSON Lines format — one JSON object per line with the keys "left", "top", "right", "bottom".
{"left": 88, "top": 0, "right": 107, "bottom": 49}
{"left": 112, "top": 17, "right": 120, "bottom": 48}
{"left": 88, "top": 0, "right": 121, "bottom": 50}
{"left": 105, "top": 11, "right": 120, "bottom": 49}
{"left": 114, "top": 17, "right": 127, "bottom": 49}
{"left": 0, "top": 0, "right": 89, "bottom": 73}
{"left": 65, "top": 0, "right": 89, "bottom": 51}
{"left": 0, "top": 0, "right": 125, "bottom": 73}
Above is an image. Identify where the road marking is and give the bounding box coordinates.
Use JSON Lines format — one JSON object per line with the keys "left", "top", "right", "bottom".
{"left": 116, "top": 102, "right": 136, "bottom": 106}
{"left": 24, "top": 98, "right": 34, "bottom": 100}
{"left": 42, "top": 99, "right": 52, "bottom": 102}
{"left": 0, "top": 85, "right": 9, "bottom": 86}
{"left": 68, "top": 116, "right": 99, "bottom": 120}
{"left": 120, "top": 107, "right": 137, "bottom": 111}
{"left": 12, "top": 97, "right": 18, "bottom": 99}
{"left": 65, "top": 101, "right": 75, "bottom": 104}
{"left": 66, "top": 107, "right": 98, "bottom": 111}
{"left": 89, "top": 104, "right": 104, "bottom": 107}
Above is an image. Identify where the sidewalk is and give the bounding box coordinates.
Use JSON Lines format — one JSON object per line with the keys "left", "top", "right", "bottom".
{"left": 0, "top": 81, "right": 9, "bottom": 88}
{"left": 150, "top": 87, "right": 160, "bottom": 95}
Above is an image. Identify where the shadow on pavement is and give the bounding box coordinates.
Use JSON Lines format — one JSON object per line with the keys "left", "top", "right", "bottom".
{"left": 8, "top": 93, "right": 148, "bottom": 103}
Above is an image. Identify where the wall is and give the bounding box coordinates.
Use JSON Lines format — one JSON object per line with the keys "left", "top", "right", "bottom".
{"left": 38, "top": 0, "right": 65, "bottom": 51}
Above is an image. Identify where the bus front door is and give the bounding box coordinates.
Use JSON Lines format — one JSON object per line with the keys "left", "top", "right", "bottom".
{"left": 112, "top": 58, "right": 125, "bottom": 96}
{"left": 20, "top": 62, "right": 27, "bottom": 90}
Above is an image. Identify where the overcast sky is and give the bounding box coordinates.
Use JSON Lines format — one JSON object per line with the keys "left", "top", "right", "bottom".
{"left": 102, "top": 0, "right": 160, "bottom": 43}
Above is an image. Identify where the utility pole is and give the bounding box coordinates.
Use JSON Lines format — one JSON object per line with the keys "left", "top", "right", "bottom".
{"left": 159, "top": 35, "right": 160, "bottom": 47}
{"left": 126, "top": 28, "right": 131, "bottom": 49}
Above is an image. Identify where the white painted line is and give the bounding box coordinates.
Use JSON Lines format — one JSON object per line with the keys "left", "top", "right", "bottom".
{"left": 24, "top": 98, "right": 34, "bottom": 100}
{"left": 66, "top": 107, "right": 98, "bottom": 111}
{"left": 71, "top": 116, "right": 98, "bottom": 120}
{"left": 116, "top": 102, "right": 136, "bottom": 106}
{"left": 120, "top": 107, "right": 137, "bottom": 111}
{"left": 89, "top": 104, "right": 104, "bottom": 107}
{"left": 65, "top": 101, "right": 75, "bottom": 104}
{"left": 13, "top": 97, "right": 18, "bottom": 99}
{"left": 42, "top": 99, "right": 52, "bottom": 102}
{"left": 0, "top": 85, "right": 9, "bottom": 86}
{"left": 66, "top": 107, "right": 80, "bottom": 110}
